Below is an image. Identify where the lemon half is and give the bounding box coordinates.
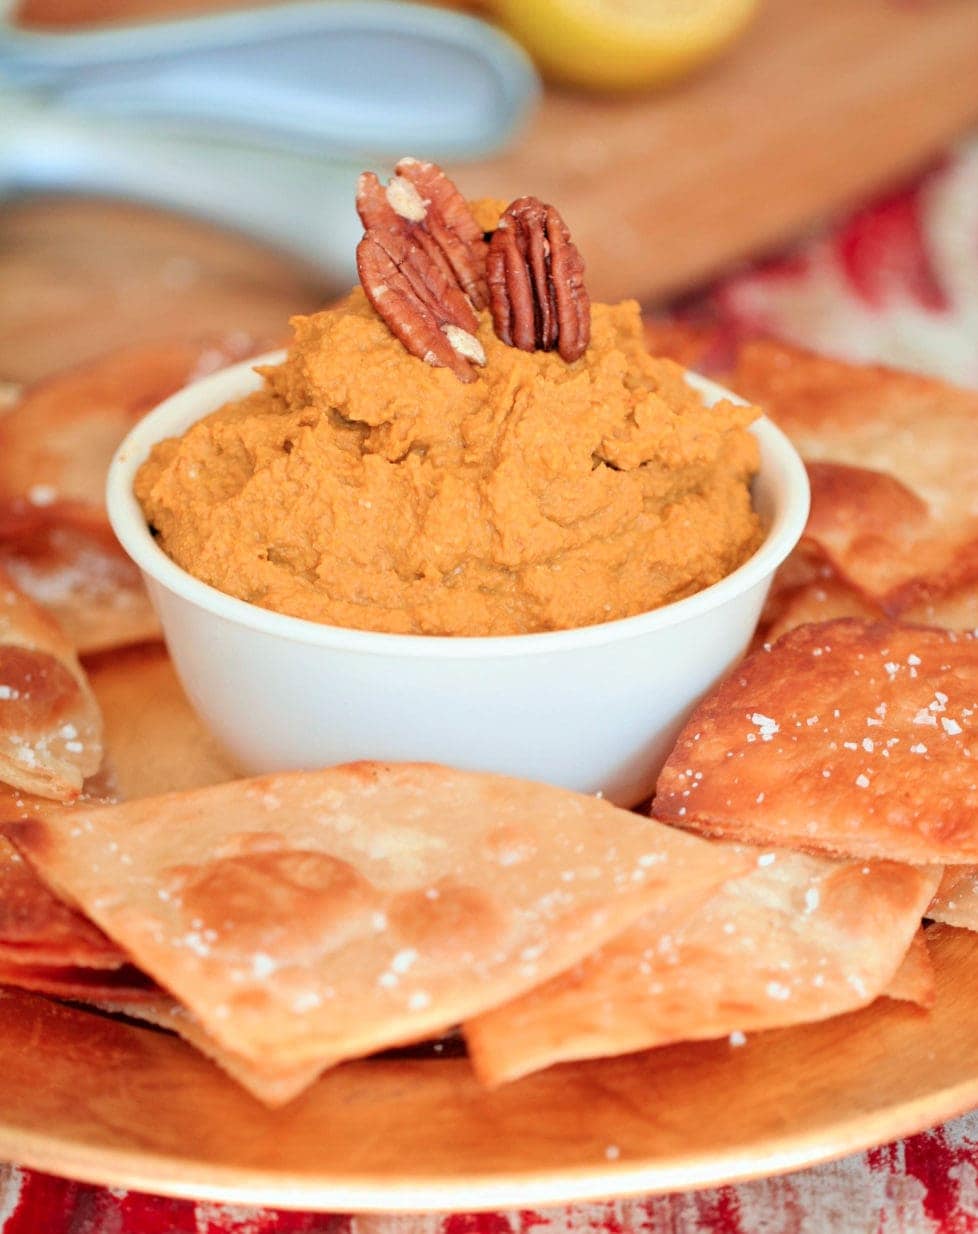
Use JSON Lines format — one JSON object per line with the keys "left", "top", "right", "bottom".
{"left": 494, "top": 0, "right": 761, "bottom": 92}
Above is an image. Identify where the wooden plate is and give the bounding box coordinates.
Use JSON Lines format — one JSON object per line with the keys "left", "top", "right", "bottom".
{"left": 1, "top": 925, "right": 976, "bottom": 1212}
{"left": 1, "top": 644, "right": 975, "bottom": 1211}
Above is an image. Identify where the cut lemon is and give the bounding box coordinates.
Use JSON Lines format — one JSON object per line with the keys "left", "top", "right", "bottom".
{"left": 493, "top": 0, "right": 761, "bottom": 92}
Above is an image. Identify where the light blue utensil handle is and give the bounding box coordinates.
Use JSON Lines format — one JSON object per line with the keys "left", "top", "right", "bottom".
{"left": 0, "top": 1, "right": 538, "bottom": 159}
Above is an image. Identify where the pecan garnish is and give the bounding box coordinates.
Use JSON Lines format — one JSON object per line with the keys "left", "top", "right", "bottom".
{"left": 487, "top": 197, "right": 590, "bottom": 364}
{"left": 357, "top": 158, "right": 489, "bottom": 311}
{"left": 356, "top": 228, "right": 486, "bottom": 383}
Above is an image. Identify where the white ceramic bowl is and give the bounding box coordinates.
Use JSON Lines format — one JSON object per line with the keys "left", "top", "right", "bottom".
{"left": 107, "top": 352, "right": 809, "bottom": 807}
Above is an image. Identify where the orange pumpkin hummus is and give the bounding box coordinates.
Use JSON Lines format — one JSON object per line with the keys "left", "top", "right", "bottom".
{"left": 135, "top": 291, "right": 762, "bottom": 636}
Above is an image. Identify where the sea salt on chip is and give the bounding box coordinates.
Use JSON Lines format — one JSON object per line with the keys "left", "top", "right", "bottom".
{"left": 0, "top": 526, "right": 159, "bottom": 656}
{"left": 2, "top": 763, "right": 750, "bottom": 1073}
{"left": 654, "top": 618, "right": 978, "bottom": 863}
{"left": 0, "top": 568, "right": 102, "bottom": 800}
{"left": 0, "top": 643, "right": 229, "bottom": 979}
{"left": 730, "top": 340, "right": 978, "bottom": 608}
{"left": 465, "top": 849, "right": 938, "bottom": 1086}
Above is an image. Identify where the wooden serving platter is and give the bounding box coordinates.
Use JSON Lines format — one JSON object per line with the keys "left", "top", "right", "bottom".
{"left": 0, "top": 644, "right": 974, "bottom": 1212}
{"left": 455, "top": 0, "right": 978, "bottom": 302}
{"left": 2, "top": 925, "right": 975, "bottom": 1212}
{"left": 5, "top": 0, "right": 978, "bottom": 368}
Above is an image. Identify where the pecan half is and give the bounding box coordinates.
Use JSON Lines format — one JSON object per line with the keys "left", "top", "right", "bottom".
{"left": 357, "top": 158, "right": 489, "bottom": 311}
{"left": 356, "top": 228, "right": 485, "bottom": 383}
{"left": 487, "top": 197, "right": 590, "bottom": 364}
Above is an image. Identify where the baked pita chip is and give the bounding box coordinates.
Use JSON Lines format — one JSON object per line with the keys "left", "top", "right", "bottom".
{"left": 90, "top": 994, "right": 325, "bottom": 1107}
{"left": 801, "top": 461, "right": 935, "bottom": 605}
{"left": 882, "top": 928, "right": 935, "bottom": 1009}
{"left": 0, "top": 526, "right": 159, "bottom": 656}
{"left": 0, "top": 337, "right": 259, "bottom": 531}
{"left": 764, "top": 565, "right": 976, "bottom": 647}
{"left": 0, "top": 961, "right": 156, "bottom": 1002}
{"left": 0, "top": 833, "right": 124, "bottom": 968}
{"left": 0, "top": 568, "right": 102, "bottom": 799}
{"left": 643, "top": 319, "right": 730, "bottom": 375}
{"left": 3, "top": 763, "right": 751, "bottom": 1071}
{"left": 765, "top": 574, "right": 882, "bottom": 644}
{"left": 902, "top": 583, "right": 978, "bottom": 633}
{"left": 927, "top": 866, "right": 978, "bottom": 931}
{"left": 0, "top": 643, "right": 229, "bottom": 968}
{"left": 465, "top": 850, "right": 938, "bottom": 1086}
{"left": 654, "top": 618, "right": 978, "bottom": 863}
{"left": 729, "top": 340, "right": 978, "bottom": 607}
{"left": 86, "top": 642, "right": 236, "bottom": 799}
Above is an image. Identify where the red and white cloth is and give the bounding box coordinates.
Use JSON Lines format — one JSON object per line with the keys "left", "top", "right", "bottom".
{"left": 4, "top": 138, "right": 978, "bottom": 1234}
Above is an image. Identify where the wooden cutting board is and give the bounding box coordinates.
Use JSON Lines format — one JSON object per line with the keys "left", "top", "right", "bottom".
{"left": 455, "top": 0, "right": 978, "bottom": 302}
{"left": 4, "top": 0, "right": 978, "bottom": 384}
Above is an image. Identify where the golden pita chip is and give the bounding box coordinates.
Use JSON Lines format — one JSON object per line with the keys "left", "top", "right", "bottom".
{"left": 0, "top": 567, "right": 102, "bottom": 800}
{"left": 3, "top": 763, "right": 751, "bottom": 1072}
{"left": 0, "top": 961, "right": 156, "bottom": 1002}
{"left": 801, "top": 461, "right": 935, "bottom": 605}
{"left": 729, "top": 340, "right": 978, "bottom": 608}
{"left": 882, "top": 928, "right": 935, "bottom": 1009}
{"left": 755, "top": 543, "right": 834, "bottom": 643}
{"left": 465, "top": 850, "right": 937, "bottom": 1086}
{"left": 763, "top": 565, "right": 976, "bottom": 648}
{"left": 90, "top": 994, "right": 325, "bottom": 1108}
{"left": 0, "top": 643, "right": 228, "bottom": 970}
{"left": 654, "top": 618, "right": 978, "bottom": 864}
{"left": 765, "top": 574, "right": 882, "bottom": 645}
{"left": 87, "top": 642, "right": 236, "bottom": 799}
{"left": 0, "top": 834, "right": 123, "bottom": 969}
{"left": 0, "top": 526, "right": 159, "bottom": 657}
{"left": 643, "top": 319, "right": 728, "bottom": 374}
{"left": 927, "top": 866, "right": 978, "bottom": 932}
{"left": 902, "top": 583, "right": 978, "bottom": 633}
{"left": 0, "top": 337, "right": 258, "bottom": 531}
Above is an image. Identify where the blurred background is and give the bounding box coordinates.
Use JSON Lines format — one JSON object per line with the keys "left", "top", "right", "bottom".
{"left": 2, "top": 0, "right": 978, "bottom": 389}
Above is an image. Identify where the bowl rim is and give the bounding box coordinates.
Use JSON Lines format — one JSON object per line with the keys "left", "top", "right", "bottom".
{"left": 107, "top": 351, "right": 810, "bottom": 661}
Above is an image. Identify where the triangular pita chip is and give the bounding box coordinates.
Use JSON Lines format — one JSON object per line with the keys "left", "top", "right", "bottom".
{"left": 3, "top": 762, "right": 750, "bottom": 1071}
{"left": 729, "top": 339, "right": 978, "bottom": 608}
{"left": 654, "top": 618, "right": 978, "bottom": 863}
{"left": 0, "top": 567, "right": 102, "bottom": 799}
{"left": 763, "top": 564, "right": 976, "bottom": 647}
{"left": 800, "top": 461, "right": 934, "bottom": 606}
{"left": 0, "top": 642, "right": 234, "bottom": 972}
{"left": 0, "top": 833, "right": 123, "bottom": 968}
{"left": 882, "top": 928, "right": 935, "bottom": 1008}
{"left": 0, "top": 337, "right": 259, "bottom": 531}
{"left": 465, "top": 849, "right": 938, "bottom": 1086}
{"left": 0, "top": 526, "right": 159, "bottom": 656}
{"left": 927, "top": 866, "right": 978, "bottom": 932}
{"left": 764, "top": 573, "right": 882, "bottom": 645}
{"left": 0, "top": 962, "right": 156, "bottom": 1002}
{"left": 902, "top": 583, "right": 978, "bottom": 633}
{"left": 0, "top": 643, "right": 230, "bottom": 968}
{"left": 90, "top": 994, "right": 325, "bottom": 1107}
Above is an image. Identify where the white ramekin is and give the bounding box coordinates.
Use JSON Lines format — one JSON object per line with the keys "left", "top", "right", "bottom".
{"left": 107, "top": 352, "right": 809, "bottom": 807}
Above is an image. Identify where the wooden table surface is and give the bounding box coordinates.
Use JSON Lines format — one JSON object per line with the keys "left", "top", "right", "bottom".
{"left": 7, "top": 0, "right": 978, "bottom": 333}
